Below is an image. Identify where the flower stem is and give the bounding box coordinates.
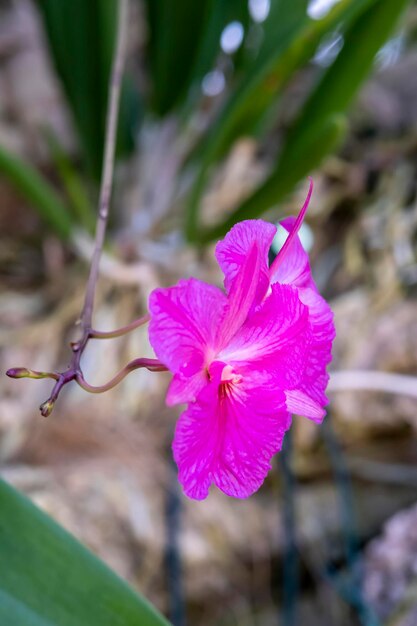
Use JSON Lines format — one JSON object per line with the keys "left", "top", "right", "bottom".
{"left": 79, "top": 0, "right": 128, "bottom": 335}
{"left": 89, "top": 313, "right": 151, "bottom": 339}
{"left": 39, "top": 370, "right": 76, "bottom": 417}
{"left": 32, "top": 0, "right": 129, "bottom": 415}
{"left": 75, "top": 358, "right": 167, "bottom": 394}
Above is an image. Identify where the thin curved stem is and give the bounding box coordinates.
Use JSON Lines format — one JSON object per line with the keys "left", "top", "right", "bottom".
{"left": 39, "top": 369, "right": 76, "bottom": 417}
{"left": 14, "top": 0, "right": 131, "bottom": 416}
{"left": 6, "top": 0, "right": 164, "bottom": 416}
{"left": 79, "top": 0, "right": 128, "bottom": 332}
{"left": 89, "top": 313, "right": 150, "bottom": 339}
{"left": 75, "top": 358, "right": 167, "bottom": 394}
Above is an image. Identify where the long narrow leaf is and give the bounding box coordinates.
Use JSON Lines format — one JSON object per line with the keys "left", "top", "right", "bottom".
{"left": 187, "top": 0, "right": 411, "bottom": 243}
{"left": 188, "top": 0, "right": 250, "bottom": 89}
{"left": 280, "top": 0, "right": 412, "bottom": 167}
{"left": 45, "top": 130, "right": 95, "bottom": 233}
{"left": 0, "top": 479, "right": 170, "bottom": 626}
{"left": 144, "top": 0, "right": 212, "bottom": 115}
{"left": 0, "top": 145, "right": 72, "bottom": 240}
{"left": 194, "top": 0, "right": 378, "bottom": 164}
{"left": 213, "top": 0, "right": 412, "bottom": 238}
{"left": 185, "top": 0, "right": 379, "bottom": 241}
{"left": 36, "top": 0, "right": 137, "bottom": 180}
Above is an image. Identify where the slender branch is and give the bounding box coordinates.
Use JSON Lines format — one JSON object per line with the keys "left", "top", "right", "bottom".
{"left": 328, "top": 370, "right": 417, "bottom": 399}
{"left": 6, "top": 0, "right": 166, "bottom": 414}
{"left": 75, "top": 358, "right": 167, "bottom": 394}
{"left": 25, "top": 0, "right": 129, "bottom": 416}
{"left": 89, "top": 313, "right": 150, "bottom": 339}
{"left": 79, "top": 0, "right": 129, "bottom": 332}
{"left": 39, "top": 370, "right": 76, "bottom": 417}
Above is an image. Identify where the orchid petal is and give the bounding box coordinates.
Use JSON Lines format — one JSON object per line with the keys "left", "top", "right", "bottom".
{"left": 166, "top": 370, "right": 208, "bottom": 406}
{"left": 269, "top": 178, "right": 313, "bottom": 285}
{"left": 215, "top": 220, "right": 276, "bottom": 305}
{"left": 298, "top": 288, "right": 335, "bottom": 407}
{"left": 219, "top": 243, "right": 262, "bottom": 345}
{"left": 149, "top": 181, "right": 335, "bottom": 499}
{"left": 173, "top": 367, "right": 291, "bottom": 500}
{"left": 148, "top": 278, "right": 227, "bottom": 380}
{"left": 220, "top": 283, "right": 310, "bottom": 389}
{"left": 285, "top": 389, "right": 325, "bottom": 423}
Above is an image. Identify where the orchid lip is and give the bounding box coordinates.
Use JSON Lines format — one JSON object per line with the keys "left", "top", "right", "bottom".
{"left": 220, "top": 364, "right": 242, "bottom": 384}
{"left": 208, "top": 360, "right": 242, "bottom": 385}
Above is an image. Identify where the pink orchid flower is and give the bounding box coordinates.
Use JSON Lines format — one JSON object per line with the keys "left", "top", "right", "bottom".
{"left": 149, "top": 180, "right": 335, "bottom": 500}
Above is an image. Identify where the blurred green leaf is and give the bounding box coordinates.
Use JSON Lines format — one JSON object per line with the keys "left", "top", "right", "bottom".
{"left": 45, "top": 130, "right": 96, "bottom": 233}
{"left": 36, "top": 0, "right": 138, "bottom": 180}
{"left": 280, "top": 0, "right": 412, "bottom": 166}
{"left": 213, "top": 0, "right": 412, "bottom": 238}
{"left": 186, "top": 0, "right": 411, "bottom": 242}
{"left": 185, "top": 0, "right": 380, "bottom": 241}
{"left": 194, "top": 0, "right": 376, "bottom": 164}
{"left": 0, "top": 479, "right": 170, "bottom": 626}
{"left": 261, "top": 0, "right": 309, "bottom": 55}
{"left": 0, "top": 145, "right": 72, "bottom": 240}
{"left": 144, "top": 0, "right": 212, "bottom": 115}
{"left": 145, "top": 0, "right": 252, "bottom": 116}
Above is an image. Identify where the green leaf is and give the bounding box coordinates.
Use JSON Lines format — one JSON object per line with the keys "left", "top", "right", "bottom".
{"left": 261, "top": 0, "right": 309, "bottom": 55}
{"left": 195, "top": 0, "right": 377, "bottom": 163}
{"left": 0, "top": 145, "right": 72, "bottom": 240}
{"left": 189, "top": 0, "right": 250, "bottom": 85}
{"left": 45, "top": 130, "right": 96, "bottom": 233}
{"left": 36, "top": 0, "right": 138, "bottom": 180}
{"left": 0, "top": 479, "right": 170, "bottom": 626}
{"left": 185, "top": 0, "right": 379, "bottom": 241}
{"left": 281, "top": 0, "right": 412, "bottom": 165}
{"left": 144, "top": 0, "right": 212, "bottom": 115}
{"left": 210, "top": 0, "right": 412, "bottom": 238}
{"left": 145, "top": 0, "right": 252, "bottom": 116}
{"left": 186, "top": 0, "right": 412, "bottom": 243}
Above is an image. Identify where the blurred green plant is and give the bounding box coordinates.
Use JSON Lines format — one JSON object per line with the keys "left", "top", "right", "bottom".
{"left": 0, "top": 479, "right": 170, "bottom": 626}
{"left": 184, "top": 0, "right": 411, "bottom": 241}
{"left": 0, "top": 0, "right": 412, "bottom": 242}
{"left": 36, "top": 0, "right": 138, "bottom": 181}
{"left": 0, "top": 145, "right": 73, "bottom": 240}
{"left": 44, "top": 129, "right": 96, "bottom": 233}
{"left": 143, "top": 0, "right": 251, "bottom": 114}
